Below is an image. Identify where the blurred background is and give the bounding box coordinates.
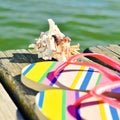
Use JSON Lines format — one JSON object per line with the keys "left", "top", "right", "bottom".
{"left": 0, "top": 0, "right": 120, "bottom": 52}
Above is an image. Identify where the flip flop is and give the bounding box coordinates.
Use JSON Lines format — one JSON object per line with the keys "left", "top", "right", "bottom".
{"left": 35, "top": 83, "right": 120, "bottom": 120}
{"left": 21, "top": 53, "right": 120, "bottom": 91}
{"left": 35, "top": 64, "right": 120, "bottom": 120}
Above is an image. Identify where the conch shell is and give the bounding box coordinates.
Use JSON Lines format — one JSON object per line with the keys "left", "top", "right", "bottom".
{"left": 29, "top": 19, "right": 80, "bottom": 61}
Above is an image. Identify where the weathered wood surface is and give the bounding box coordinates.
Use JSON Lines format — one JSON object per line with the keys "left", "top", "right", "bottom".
{"left": 0, "top": 83, "right": 24, "bottom": 120}
{"left": 0, "top": 49, "right": 41, "bottom": 120}
{"left": 0, "top": 44, "right": 120, "bottom": 120}
{"left": 84, "top": 44, "right": 120, "bottom": 62}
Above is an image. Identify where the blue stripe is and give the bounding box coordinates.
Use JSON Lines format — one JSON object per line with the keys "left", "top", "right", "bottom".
{"left": 75, "top": 91, "right": 79, "bottom": 100}
{"left": 22, "top": 63, "right": 35, "bottom": 75}
{"left": 112, "top": 87, "right": 120, "bottom": 93}
{"left": 109, "top": 106, "right": 119, "bottom": 120}
{"left": 38, "top": 91, "right": 44, "bottom": 108}
{"left": 79, "top": 67, "right": 94, "bottom": 90}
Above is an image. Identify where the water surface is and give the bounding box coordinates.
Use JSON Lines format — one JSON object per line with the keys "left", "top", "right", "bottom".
{"left": 0, "top": 0, "right": 120, "bottom": 51}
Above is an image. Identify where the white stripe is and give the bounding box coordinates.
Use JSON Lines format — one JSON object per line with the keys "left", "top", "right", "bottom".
{"left": 86, "top": 72, "right": 100, "bottom": 90}
{"left": 117, "top": 109, "right": 120, "bottom": 119}
{"left": 75, "top": 66, "right": 88, "bottom": 89}
{"left": 104, "top": 103, "right": 113, "bottom": 120}
{"left": 36, "top": 93, "right": 40, "bottom": 107}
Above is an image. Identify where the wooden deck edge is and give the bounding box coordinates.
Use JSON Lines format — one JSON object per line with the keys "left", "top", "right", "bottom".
{"left": 0, "top": 83, "right": 25, "bottom": 120}
{"left": 0, "top": 67, "right": 39, "bottom": 120}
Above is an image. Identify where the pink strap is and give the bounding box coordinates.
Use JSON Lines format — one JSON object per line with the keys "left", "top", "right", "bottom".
{"left": 68, "top": 53, "right": 120, "bottom": 71}
{"left": 54, "top": 53, "right": 120, "bottom": 80}
{"left": 92, "top": 81, "right": 120, "bottom": 109}
{"left": 74, "top": 81, "right": 120, "bottom": 109}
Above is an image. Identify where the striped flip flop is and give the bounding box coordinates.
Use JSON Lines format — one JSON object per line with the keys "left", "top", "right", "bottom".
{"left": 35, "top": 88, "right": 120, "bottom": 120}
{"left": 21, "top": 53, "right": 120, "bottom": 91}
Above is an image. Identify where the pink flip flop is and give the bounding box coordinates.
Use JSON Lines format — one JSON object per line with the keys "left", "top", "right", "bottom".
{"left": 21, "top": 53, "right": 120, "bottom": 91}
{"left": 35, "top": 81, "right": 120, "bottom": 120}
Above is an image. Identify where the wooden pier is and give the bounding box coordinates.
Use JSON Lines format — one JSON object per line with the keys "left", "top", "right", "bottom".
{"left": 0, "top": 44, "right": 120, "bottom": 120}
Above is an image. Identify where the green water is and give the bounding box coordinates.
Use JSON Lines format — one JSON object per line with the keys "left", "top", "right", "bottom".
{"left": 0, "top": 0, "right": 120, "bottom": 51}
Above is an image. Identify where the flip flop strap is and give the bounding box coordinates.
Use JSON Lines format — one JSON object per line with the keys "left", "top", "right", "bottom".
{"left": 54, "top": 53, "right": 120, "bottom": 80}
{"left": 68, "top": 53, "right": 120, "bottom": 71}
{"left": 74, "top": 81, "right": 120, "bottom": 109}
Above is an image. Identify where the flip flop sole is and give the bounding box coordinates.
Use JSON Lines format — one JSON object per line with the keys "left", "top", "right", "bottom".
{"left": 21, "top": 61, "right": 111, "bottom": 91}
{"left": 35, "top": 89, "right": 120, "bottom": 120}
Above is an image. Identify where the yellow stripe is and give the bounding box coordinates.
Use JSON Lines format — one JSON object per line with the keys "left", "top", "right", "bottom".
{"left": 96, "top": 75, "right": 107, "bottom": 119}
{"left": 98, "top": 100, "right": 107, "bottom": 120}
{"left": 42, "top": 89, "right": 62, "bottom": 120}
{"left": 25, "top": 62, "right": 53, "bottom": 82}
{"left": 70, "top": 66, "right": 86, "bottom": 89}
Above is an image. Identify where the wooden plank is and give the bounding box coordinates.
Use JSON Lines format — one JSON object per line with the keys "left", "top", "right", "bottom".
{"left": 0, "top": 49, "right": 40, "bottom": 120}
{"left": 105, "top": 44, "right": 120, "bottom": 56}
{"left": 84, "top": 44, "right": 120, "bottom": 62}
{"left": 0, "top": 83, "right": 24, "bottom": 120}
